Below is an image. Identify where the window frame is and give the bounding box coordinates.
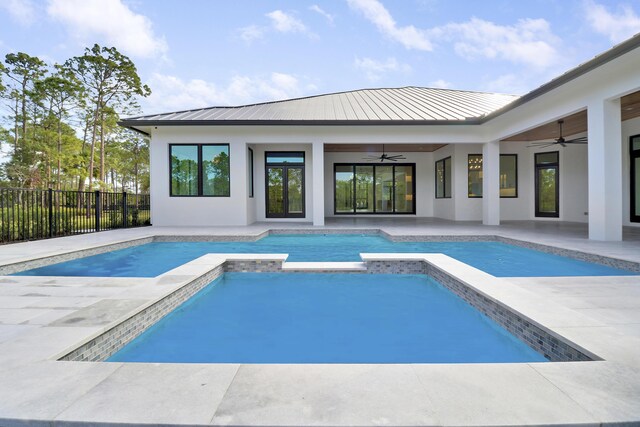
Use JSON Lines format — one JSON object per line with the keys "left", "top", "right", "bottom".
{"left": 169, "top": 143, "right": 230, "bottom": 197}
{"left": 630, "top": 134, "right": 640, "bottom": 223}
{"left": 435, "top": 156, "right": 452, "bottom": 199}
{"left": 500, "top": 154, "right": 518, "bottom": 198}
{"left": 265, "top": 151, "right": 306, "bottom": 218}
{"left": 248, "top": 147, "right": 254, "bottom": 198}
{"left": 534, "top": 151, "right": 560, "bottom": 218}
{"left": 467, "top": 154, "right": 483, "bottom": 198}
{"left": 466, "top": 153, "right": 519, "bottom": 198}
{"left": 333, "top": 163, "right": 416, "bottom": 215}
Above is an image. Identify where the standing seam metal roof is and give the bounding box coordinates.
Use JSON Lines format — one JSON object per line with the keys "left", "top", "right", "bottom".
{"left": 121, "top": 86, "right": 519, "bottom": 125}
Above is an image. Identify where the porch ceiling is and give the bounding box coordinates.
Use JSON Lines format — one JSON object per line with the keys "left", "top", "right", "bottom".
{"left": 501, "top": 90, "right": 640, "bottom": 142}
{"left": 324, "top": 143, "right": 447, "bottom": 153}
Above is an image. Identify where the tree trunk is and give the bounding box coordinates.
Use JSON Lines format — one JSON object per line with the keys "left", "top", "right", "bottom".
{"left": 13, "top": 98, "right": 19, "bottom": 156}
{"left": 21, "top": 78, "right": 27, "bottom": 150}
{"left": 57, "top": 121, "right": 62, "bottom": 191}
{"left": 100, "top": 111, "right": 105, "bottom": 183}
{"left": 87, "top": 101, "right": 100, "bottom": 191}
{"left": 134, "top": 162, "right": 139, "bottom": 194}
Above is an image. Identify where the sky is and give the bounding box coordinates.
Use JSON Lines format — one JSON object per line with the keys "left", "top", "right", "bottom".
{"left": 1, "top": 0, "right": 640, "bottom": 117}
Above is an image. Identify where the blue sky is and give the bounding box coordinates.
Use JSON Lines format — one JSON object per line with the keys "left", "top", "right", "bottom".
{"left": 1, "top": 0, "right": 640, "bottom": 115}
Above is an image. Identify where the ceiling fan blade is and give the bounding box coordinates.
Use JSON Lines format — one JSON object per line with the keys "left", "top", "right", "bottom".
{"left": 566, "top": 137, "right": 588, "bottom": 144}
{"left": 386, "top": 155, "right": 406, "bottom": 159}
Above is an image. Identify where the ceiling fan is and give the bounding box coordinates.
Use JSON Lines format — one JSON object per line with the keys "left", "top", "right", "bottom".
{"left": 363, "top": 144, "right": 407, "bottom": 162}
{"left": 528, "top": 120, "right": 588, "bottom": 149}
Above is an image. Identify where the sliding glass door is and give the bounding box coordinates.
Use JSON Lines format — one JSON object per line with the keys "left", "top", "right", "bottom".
{"left": 334, "top": 163, "right": 415, "bottom": 214}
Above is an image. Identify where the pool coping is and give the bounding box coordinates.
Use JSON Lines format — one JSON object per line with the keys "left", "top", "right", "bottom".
{"left": 1, "top": 230, "right": 640, "bottom": 425}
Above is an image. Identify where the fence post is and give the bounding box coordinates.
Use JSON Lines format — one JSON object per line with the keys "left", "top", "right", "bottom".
{"left": 95, "top": 190, "right": 101, "bottom": 232}
{"left": 122, "top": 191, "right": 128, "bottom": 228}
{"left": 48, "top": 188, "right": 53, "bottom": 238}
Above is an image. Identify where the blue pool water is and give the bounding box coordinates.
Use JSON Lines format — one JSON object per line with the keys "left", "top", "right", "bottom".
{"left": 15, "top": 234, "right": 634, "bottom": 277}
{"left": 108, "top": 273, "right": 547, "bottom": 364}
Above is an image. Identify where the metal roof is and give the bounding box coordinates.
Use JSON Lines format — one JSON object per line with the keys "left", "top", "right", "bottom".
{"left": 119, "top": 87, "right": 519, "bottom": 130}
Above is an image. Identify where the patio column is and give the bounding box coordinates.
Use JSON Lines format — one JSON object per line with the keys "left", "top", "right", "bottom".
{"left": 312, "top": 141, "right": 325, "bottom": 226}
{"left": 587, "top": 97, "right": 622, "bottom": 241}
{"left": 482, "top": 140, "right": 500, "bottom": 225}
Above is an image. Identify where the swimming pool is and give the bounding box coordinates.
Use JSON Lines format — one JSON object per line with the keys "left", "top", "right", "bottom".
{"left": 15, "top": 234, "right": 634, "bottom": 277}
{"left": 108, "top": 273, "right": 547, "bottom": 364}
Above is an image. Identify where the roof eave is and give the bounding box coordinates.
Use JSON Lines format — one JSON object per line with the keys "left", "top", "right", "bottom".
{"left": 117, "top": 119, "right": 484, "bottom": 128}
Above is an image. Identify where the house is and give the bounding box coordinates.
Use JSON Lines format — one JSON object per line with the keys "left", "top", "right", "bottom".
{"left": 119, "top": 33, "right": 640, "bottom": 241}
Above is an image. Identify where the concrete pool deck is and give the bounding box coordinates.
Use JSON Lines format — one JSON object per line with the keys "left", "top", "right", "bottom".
{"left": 0, "top": 220, "right": 639, "bottom": 426}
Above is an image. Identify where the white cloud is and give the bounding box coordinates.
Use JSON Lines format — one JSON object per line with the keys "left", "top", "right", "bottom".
{"left": 429, "top": 79, "right": 453, "bottom": 89}
{"left": 309, "top": 5, "right": 334, "bottom": 24}
{"left": 1, "top": 0, "right": 36, "bottom": 25}
{"left": 354, "top": 57, "right": 411, "bottom": 81}
{"left": 266, "top": 10, "right": 307, "bottom": 33}
{"left": 46, "top": 0, "right": 168, "bottom": 59}
{"left": 237, "top": 10, "right": 314, "bottom": 43}
{"left": 482, "top": 74, "right": 530, "bottom": 95}
{"left": 143, "top": 72, "right": 313, "bottom": 113}
{"left": 238, "top": 25, "right": 265, "bottom": 43}
{"left": 431, "top": 17, "right": 560, "bottom": 69}
{"left": 347, "top": 0, "right": 561, "bottom": 69}
{"left": 346, "top": 0, "right": 433, "bottom": 50}
{"left": 584, "top": 0, "right": 640, "bottom": 43}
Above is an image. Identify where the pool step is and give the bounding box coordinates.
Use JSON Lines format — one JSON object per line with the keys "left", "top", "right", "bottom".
{"left": 281, "top": 262, "right": 367, "bottom": 272}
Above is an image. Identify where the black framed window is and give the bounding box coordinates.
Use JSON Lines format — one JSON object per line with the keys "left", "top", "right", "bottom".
{"left": 334, "top": 163, "right": 415, "bottom": 214}
{"left": 170, "top": 144, "right": 230, "bottom": 197}
{"left": 467, "top": 154, "right": 518, "bottom": 198}
{"left": 468, "top": 154, "right": 483, "bottom": 198}
{"left": 535, "top": 151, "right": 559, "bottom": 218}
{"left": 248, "top": 147, "right": 254, "bottom": 198}
{"left": 435, "top": 157, "right": 451, "bottom": 198}
{"left": 631, "top": 135, "right": 640, "bottom": 223}
{"left": 500, "top": 154, "right": 518, "bottom": 197}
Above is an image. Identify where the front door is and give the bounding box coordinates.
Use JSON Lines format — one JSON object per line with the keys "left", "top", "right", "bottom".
{"left": 266, "top": 152, "right": 305, "bottom": 218}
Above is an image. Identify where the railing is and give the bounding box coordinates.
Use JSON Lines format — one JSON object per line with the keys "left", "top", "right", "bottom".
{"left": 0, "top": 188, "right": 151, "bottom": 244}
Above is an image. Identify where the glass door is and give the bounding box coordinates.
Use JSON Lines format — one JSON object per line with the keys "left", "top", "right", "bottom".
{"left": 535, "top": 152, "right": 559, "bottom": 218}
{"left": 266, "top": 166, "right": 285, "bottom": 217}
{"left": 265, "top": 152, "right": 305, "bottom": 218}
{"left": 631, "top": 135, "right": 640, "bottom": 223}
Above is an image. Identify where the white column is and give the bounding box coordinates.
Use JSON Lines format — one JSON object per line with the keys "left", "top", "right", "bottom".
{"left": 588, "top": 98, "right": 622, "bottom": 241}
{"left": 312, "top": 141, "right": 325, "bottom": 226}
{"left": 482, "top": 140, "right": 500, "bottom": 225}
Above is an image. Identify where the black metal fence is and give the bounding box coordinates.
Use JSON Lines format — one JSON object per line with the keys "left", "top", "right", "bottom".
{"left": 0, "top": 188, "right": 151, "bottom": 244}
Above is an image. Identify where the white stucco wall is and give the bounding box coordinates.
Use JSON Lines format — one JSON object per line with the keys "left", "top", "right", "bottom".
{"left": 150, "top": 127, "right": 249, "bottom": 226}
